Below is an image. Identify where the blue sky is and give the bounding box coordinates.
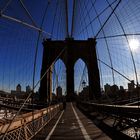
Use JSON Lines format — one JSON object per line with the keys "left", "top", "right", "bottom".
{"left": 0, "top": 0, "right": 140, "bottom": 93}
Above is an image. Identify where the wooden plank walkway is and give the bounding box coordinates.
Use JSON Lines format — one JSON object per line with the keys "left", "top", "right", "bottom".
{"left": 33, "top": 103, "right": 111, "bottom": 140}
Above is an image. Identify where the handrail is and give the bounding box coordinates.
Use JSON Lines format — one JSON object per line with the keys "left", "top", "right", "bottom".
{"left": 78, "top": 101, "right": 140, "bottom": 119}
{"left": 0, "top": 103, "right": 63, "bottom": 140}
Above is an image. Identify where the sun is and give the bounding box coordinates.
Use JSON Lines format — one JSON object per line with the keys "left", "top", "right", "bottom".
{"left": 129, "top": 38, "right": 139, "bottom": 51}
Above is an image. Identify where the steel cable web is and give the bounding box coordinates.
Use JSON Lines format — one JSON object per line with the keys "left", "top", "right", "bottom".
{"left": 0, "top": 0, "right": 140, "bottom": 138}
{"left": 72, "top": 0, "right": 140, "bottom": 103}
{"left": 72, "top": 2, "right": 140, "bottom": 138}
{"left": 0, "top": 0, "right": 67, "bottom": 137}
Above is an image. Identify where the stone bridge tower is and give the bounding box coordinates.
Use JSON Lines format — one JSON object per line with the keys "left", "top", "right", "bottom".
{"left": 39, "top": 38, "right": 101, "bottom": 102}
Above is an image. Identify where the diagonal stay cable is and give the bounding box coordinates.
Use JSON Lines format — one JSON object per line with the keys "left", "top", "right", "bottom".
{"left": 31, "top": 0, "right": 52, "bottom": 130}
{"left": 91, "top": 0, "right": 115, "bottom": 85}
{"left": 0, "top": 0, "right": 55, "bottom": 39}
{"left": 82, "top": 0, "right": 104, "bottom": 90}
{"left": 75, "top": 0, "right": 117, "bottom": 37}
{"left": 95, "top": 0, "right": 122, "bottom": 38}
{"left": 83, "top": 0, "right": 95, "bottom": 36}
{"left": 0, "top": 0, "right": 51, "bottom": 37}
{"left": 0, "top": 0, "right": 12, "bottom": 14}
{"left": 19, "top": 0, "right": 38, "bottom": 27}
{"left": 97, "top": 33, "right": 140, "bottom": 40}
{"left": 32, "top": 0, "right": 50, "bottom": 92}
{"left": 50, "top": 0, "right": 59, "bottom": 38}
{"left": 0, "top": 13, "right": 52, "bottom": 36}
{"left": 105, "top": 0, "right": 139, "bottom": 86}
{"left": 56, "top": 1, "right": 63, "bottom": 39}
{"left": 78, "top": 0, "right": 89, "bottom": 37}
{"left": 98, "top": 58, "right": 137, "bottom": 86}
{"left": 105, "top": 0, "right": 140, "bottom": 108}
{"left": 1, "top": 46, "right": 66, "bottom": 140}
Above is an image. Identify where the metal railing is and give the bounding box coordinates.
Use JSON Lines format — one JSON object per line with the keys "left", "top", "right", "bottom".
{"left": 77, "top": 101, "right": 140, "bottom": 119}
{"left": 77, "top": 101, "right": 140, "bottom": 139}
{"left": 0, "top": 103, "right": 63, "bottom": 140}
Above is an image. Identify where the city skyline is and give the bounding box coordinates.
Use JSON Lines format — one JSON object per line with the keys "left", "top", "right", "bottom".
{"left": 0, "top": 0, "right": 140, "bottom": 95}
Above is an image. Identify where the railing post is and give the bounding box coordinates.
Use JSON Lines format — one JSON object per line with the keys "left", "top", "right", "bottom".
{"left": 23, "top": 121, "right": 28, "bottom": 140}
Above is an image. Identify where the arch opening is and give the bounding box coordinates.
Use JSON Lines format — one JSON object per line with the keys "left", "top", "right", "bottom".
{"left": 74, "top": 58, "right": 89, "bottom": 100}
{"left": 52, "top": 59, "right": 66, "bottom": 101}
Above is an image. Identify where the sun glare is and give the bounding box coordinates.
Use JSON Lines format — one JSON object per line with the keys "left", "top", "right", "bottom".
{"left": 129, "top": 38, "right": 139, "bottom": 51}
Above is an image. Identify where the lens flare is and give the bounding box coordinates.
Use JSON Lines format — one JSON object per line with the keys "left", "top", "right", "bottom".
{"left": 129, "top": 39, "right": 139, "bottom": 51}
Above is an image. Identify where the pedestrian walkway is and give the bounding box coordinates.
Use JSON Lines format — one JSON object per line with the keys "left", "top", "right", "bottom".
{"left": 33, "top": 103, "right": 111, "bottom": 140}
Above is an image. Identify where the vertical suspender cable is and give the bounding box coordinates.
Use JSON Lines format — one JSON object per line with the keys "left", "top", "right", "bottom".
{"left": 105, "top": 0, "right": 139, "bottom": 108}
{"left": 95, "top": 0, "right": 121, "bottom": 38}
{"left": 0, "top": 0, "right": 12, "bottom": 14}
{"left": 83, "top": 0, "right": 104, "bottom": 89}
{"left": 19, "top": 0, "right": 38, "bottom": 27}
{"left": 32, "top": 1, "right": 50, "bottom": 91}
{"left": 65, "top": 0, "right": 69, "bottom": 37}
{"left": 50, "top": 0, "right": 59, "bottom": 38}
{"left": 91, "top": 0, "right": 115, "bottom": 85}
{"left": 71, "top": 0, "right": 75, "bottom": 37}
{"left": 105, "top": 0, "right": 139, "bottom": 87}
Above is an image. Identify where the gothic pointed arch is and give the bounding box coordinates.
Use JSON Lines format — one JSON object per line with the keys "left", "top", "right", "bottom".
{"left": 40, "top": 38, "right": 101, "bottom": 102}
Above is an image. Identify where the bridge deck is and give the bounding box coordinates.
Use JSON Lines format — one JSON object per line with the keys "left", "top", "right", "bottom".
{"left": 33, "top": 102, "right": 111, "bottom": 140}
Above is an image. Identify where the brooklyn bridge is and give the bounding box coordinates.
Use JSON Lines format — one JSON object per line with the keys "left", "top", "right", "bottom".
{"left": 0, "top": 0, "right": 140, "bottom": 139}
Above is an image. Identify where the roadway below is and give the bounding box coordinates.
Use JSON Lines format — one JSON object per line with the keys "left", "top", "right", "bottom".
{"left": 33, "top": 102, "right": 111, "bottom": 140}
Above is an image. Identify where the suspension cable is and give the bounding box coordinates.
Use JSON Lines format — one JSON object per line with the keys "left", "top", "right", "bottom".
{"left": 32, "top": 0, "right": 50, "bottom": 92}
{"left": 0, "top": 0, "right": 12, "bottom": 14}
{"left": 74, "top": 0, "right": 117, "bottom": 37}
{"left": 98, "top": 58, "right": 137, "bottom": 86}
{"left": 50, "top": 0, "right": 59, "bottom": 38}
{"left": 95, "top": 0, "right": 121, "bottom": 37}
{"left": 71, "top": 0, "right": 75, "bottom": 37}
{"left": 97, "top": 33, "right": 140, "bottom": 40}
{"left": 105, "top": 0, "right": 139, "bottom": 86}
{"left": 0, "top": 14, "right": 51, "bottom": 36}
{"left": 2, "top": 46, "right": 66, "bottom": 139}
{"left": 19, "top": 0, "right": 37, "bottom": 27}
{"left": 91, "top": 0, "right": 115, "bottom": 85}
{"left": 65, "top": 0, "right": 69, "bottom": 37}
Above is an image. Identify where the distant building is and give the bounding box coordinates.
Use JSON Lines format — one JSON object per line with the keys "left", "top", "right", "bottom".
{"left": 104, "top": 84, "right": 119, "bottom": 94}
{"left": 110, "top": 84, "right": 119, "bottom": 93}
{"left": 0, "top": 90, "right": 7, "bottom": 97}
{"left": 26, "top": 85, "right": 31, "bottom": 93}
{"left": 16, "top": 84, "right": 21, "bottom": 92}
{"left": 79, "top": 86, "right": 89, "bottom": 100}
{"left": 56, "top": 86, "right": 62, "bottom": 98}
{"left": 82, "top": 80, "right": 86, "bottom": 88}
{"left": 128, "top": 80, "right": 134, "bottom": 91}
{"left": 11, "top": 84, "right": 27, "bottom": 99}
{"left": 52, "top": 93, "right": 56, "bottom": 100}
{"left": 11, "top": 90, "right": 26, "bottom": 98}
{"left": 120, "top": 86, "right": 124, "bottom": 91}
{"left": 104, "top": 83, "right": 111, "bottom": 93}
